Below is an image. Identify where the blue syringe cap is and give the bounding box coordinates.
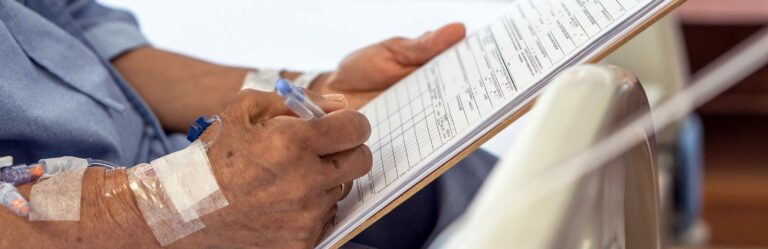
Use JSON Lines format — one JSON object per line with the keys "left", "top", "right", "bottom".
{"left": 187, "top": 116, "right": 214, "bottom": 142}
{"left": 275, "top": 79, "right": 293, "bottom": 97}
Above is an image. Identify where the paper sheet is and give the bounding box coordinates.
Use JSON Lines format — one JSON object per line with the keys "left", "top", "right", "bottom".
{"left": 319, "top": 0, "right": 673, "bottom": 247}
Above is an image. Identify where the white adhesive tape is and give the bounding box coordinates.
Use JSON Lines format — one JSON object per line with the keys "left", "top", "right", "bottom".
{"left": 152, "top": 141, "right": 227, "bottom": 222}
{"left": 128, "top": 164, "right": 205, "bottom": 246}
{"left": 29, "top": 157, "right": 88, "bottom": 221}
{"left": 241, "top": 69, "right": 282, "bottom": 92}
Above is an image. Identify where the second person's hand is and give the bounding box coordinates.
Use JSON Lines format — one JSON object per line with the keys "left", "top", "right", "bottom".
{"left": 310, "top": 23, "right": 467, "bottom": 109}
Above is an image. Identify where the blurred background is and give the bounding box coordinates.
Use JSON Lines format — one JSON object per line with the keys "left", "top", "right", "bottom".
{"left": 100, "top": 0, "right": 768, "bottom": 248}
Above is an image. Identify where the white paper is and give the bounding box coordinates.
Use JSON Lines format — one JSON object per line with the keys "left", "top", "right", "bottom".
{"left": 318, "top": 0, "right": 674, "bottom": 248}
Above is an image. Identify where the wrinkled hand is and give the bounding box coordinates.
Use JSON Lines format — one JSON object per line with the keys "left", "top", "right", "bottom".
{"left": 179, "top": 90, "right": 372, "bottom": 249}
{"left": 311, "top": 23, "right": 466, "bottom": 109}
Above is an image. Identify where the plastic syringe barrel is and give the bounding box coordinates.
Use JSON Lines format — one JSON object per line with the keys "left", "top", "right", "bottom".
{"left": 0, "top": 181, "right": 29, "bottom": 217}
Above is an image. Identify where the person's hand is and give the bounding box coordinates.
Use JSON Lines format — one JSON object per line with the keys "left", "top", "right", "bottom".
{"left": 310, "top": 23, "right": 466, "bottom": 109}
{"left": 176, "top": 90, "right": 372, "bottom": 249}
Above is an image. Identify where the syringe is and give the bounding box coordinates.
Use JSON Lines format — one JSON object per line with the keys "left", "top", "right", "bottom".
{"left": 1, "top": 163, "right": 43, "bottom": 185}
{"left": 0, "top": 181, "right": 28, "bottom": 217}
{"left": 0, "top": 156, "right": 118, "bottom": 217}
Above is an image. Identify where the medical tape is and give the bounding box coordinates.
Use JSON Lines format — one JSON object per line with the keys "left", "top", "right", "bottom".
{"left": 150, "top": 140, "right": 228, "bottom": 222}
{"left": 127, "top": 141, "right": 228, "bottom": 245}
{"left": 29, "top": 157, "right": 88, "bottom": 221}
{"left": 128, "top": 163, "right": 205, "bottom": 246}
{"left": 241, "top": 69, "right": 283, "bottom": 92}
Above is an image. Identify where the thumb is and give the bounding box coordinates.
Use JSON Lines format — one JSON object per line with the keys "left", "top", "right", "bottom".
{"left": 304, "top": 90, "right": 348, "bottom": 113}
{"left": 239, "top": 89, "right": 347, "bottom": 122}
{"left": 387, "top": 23, "right": 466, "bottom": 65}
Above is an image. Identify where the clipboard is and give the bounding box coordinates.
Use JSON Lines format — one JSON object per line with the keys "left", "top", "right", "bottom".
{"left": 331, "top": 0, "right": 687, "bottom": 247}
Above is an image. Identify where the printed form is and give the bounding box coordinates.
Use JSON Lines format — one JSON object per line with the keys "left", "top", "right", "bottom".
{"left": 319, "top": 0, "right": 664, "bottom": 247}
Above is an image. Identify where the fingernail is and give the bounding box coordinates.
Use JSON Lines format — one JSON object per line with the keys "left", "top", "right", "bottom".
{"left": 323, "top": 94, "right": 348, "bottom": 108}
{"left": 323, "top": 94, "right": 346, "bottom": 102}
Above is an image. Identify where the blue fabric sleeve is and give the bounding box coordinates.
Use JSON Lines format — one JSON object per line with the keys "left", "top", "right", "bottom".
{"left": 66, "top": 0, "right": 148, "bottom": 59}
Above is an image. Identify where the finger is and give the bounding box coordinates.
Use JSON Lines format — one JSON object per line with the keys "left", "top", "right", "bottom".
{"left": 322, "top": 180, "right": 353, "bottom": 203}
{"left": 341, "top": 181, "right": 353, "bottom": 199}
{"left": 238, "top": 87, "right": 349, "bottom": 125}
{"left": 295, "top": 192, "right": 338, "bottom": 234}
{"left": 306, "top": 109, "right": 371, "bottom": 155}
{"left": 312, "top": 206, "right": 337, "bottom": 246}
{"left": 383, "top": 23, "right": 466, "bottom": 66}
{"left": 315, "top": 145, "right": 373, "bottom": 189}
{"left": 304, "top": 184, "right": 346, "bottom": 209}
{"left": 303, "top": 89, "right": 348, "bottom": 113}
{"left": 234, "top": 89, "right": 294, "bottom": 124}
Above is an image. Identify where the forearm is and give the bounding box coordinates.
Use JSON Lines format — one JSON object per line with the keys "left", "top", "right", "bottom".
{"left": 0, "top": 168, "right": 158, "bottom": 248}
{"left": 112, "top": 46, "right": 248, "bottom": 132}
{"left": 111, "top": 47, "right": 318, "bottom": 133}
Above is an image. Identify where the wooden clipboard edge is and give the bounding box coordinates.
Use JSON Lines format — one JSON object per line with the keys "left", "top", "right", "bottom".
{"left": 332, "top": 0, "right": 686, "bottom": 247}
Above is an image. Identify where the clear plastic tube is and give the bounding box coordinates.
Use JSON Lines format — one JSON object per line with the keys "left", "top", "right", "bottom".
{"left": 202, "top": 115, "right": 222, "bottom": 149}
{"left": 86, "top": 159, "right": 117, "bottom": 169}
{"left": 39, "top": 157, "right": 88, "bottom": 179}
{"left": 275, "top": 79, "right": 326, "bottom": 119}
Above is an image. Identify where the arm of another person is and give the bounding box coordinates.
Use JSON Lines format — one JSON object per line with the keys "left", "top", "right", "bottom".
{"left": 111, "top": 22, "right": 465, "bottom": 132}
{"left": 82, "top": 0, "right": 464, "bottom": 132}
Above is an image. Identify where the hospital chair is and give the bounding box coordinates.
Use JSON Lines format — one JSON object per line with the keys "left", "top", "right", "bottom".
{"left": 431, "top": 65, "right": 660, "bottom": 249}
{"left": 603, "top": 16, "right": 705, "bottom": 244}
